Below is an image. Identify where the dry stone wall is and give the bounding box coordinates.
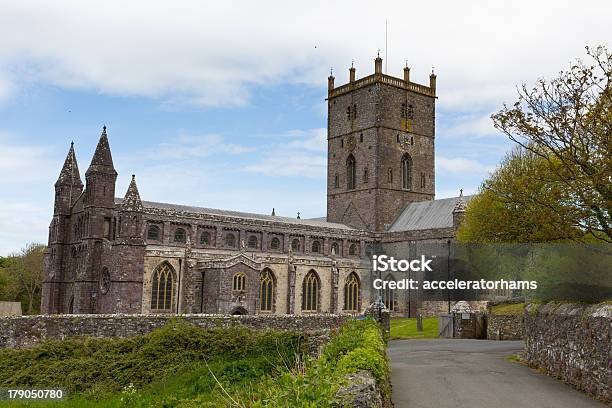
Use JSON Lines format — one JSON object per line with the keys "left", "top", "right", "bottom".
{"left": 0, "top": 314, "right": 349, "bottom": 350}
{"left": 524, "top": 302, "right": 611, "bottom": 404}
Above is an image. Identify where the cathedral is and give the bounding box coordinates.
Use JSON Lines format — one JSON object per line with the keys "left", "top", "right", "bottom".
{"left": 41, "top": 56, "right": 469, "bottom": 317}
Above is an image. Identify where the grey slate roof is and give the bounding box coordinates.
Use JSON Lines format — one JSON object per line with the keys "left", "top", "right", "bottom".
{"left": 114, "top": 198, "right": 355, "bottom": 230}
{"left": 388, "top": 195, "right": 473, "bottom": 232}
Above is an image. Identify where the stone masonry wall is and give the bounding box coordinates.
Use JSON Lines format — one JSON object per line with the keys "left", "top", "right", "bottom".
{"left": 0, "top": 314, "right": 349, "bottom": 350}
{"left": 524, "top": 302, "right": 611, "bottom": 404}
{"left": 486, "top": 313, "right": 523, "bottom": 340}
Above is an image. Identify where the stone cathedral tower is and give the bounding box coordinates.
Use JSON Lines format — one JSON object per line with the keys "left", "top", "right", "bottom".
{"left": 326, "top": 56, "right": 437, "bottom": 231}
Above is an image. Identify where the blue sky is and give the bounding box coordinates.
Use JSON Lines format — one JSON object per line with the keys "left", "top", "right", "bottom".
{"left": 0, "top": 1, "right": 610, "bottom": 255}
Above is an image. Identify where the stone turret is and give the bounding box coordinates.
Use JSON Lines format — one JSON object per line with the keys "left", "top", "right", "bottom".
{"left": 54, "top": 142, "right": 83, "bottom": 215}
{"left": 452, "top": 189, "right": 467, "bottom": 230}
{"left": 84, "top": 126, "right": 117, "bottom": 210}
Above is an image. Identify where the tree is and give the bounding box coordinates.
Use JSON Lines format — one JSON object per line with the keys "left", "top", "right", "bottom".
{"left": 457, "top": 147, "right": 582, "bottom": 243}
{"left": 3, "top": 243, "right": 46, "bottom": 314}
{"left": 491, "top": 46, "right": 611, "bottom": 242}
{"left": 0, "top": 257, "right": 20, "bottom": 302}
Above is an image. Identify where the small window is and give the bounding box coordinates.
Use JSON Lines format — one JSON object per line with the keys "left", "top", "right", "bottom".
{"left": 349, "top": 243, "right": 358, "bottom": 256}
{"left": 248, "top": 235, "right": 258, "bottom": 249}
{"left": 359, "top": 133, "right": 363, "bottom": 142}
{"left": 346, "top": 154, "right": 356, "bottom": 190}
{"left": 302, "top": 270, "right": 320, "bottom": 312}
{"left": 200, "top": 231, "right": 210, "bottom": 246}
{"left": 225, "top": 233, "right": 236, "bottom": 248}
{"left": 232, "top": 272, "right": 247, "bottom": 292}
{"left": 311, "top": 240, "right": 321, "bottom": 253}
{"left": 334, "top": 174, "right": 339, "bottom": 188}
{"left": 103, "top": 218, "right": 111, "bottom": 239}
{"left": 174, "top": 228, "right": 186, "bottom": 243}
{"left": 270, "top": 237, "right": 281, "bottom": 250}
{"left": 147, "top": 225, "right": 161, "bottom": 241}
{"left": 363, "top": 168, "right": 369, "bottom": 183}
{"left": 291, "top": 238, "right": 301, "bottom": 252}
{"left": 388, "top": 169, "right": 393, "bottom": 183}
{"left": 331, "top": 242, "right": 339, "bottom": 255}
{"left": 341, "top": 139, "right": 344, "bottom": 148}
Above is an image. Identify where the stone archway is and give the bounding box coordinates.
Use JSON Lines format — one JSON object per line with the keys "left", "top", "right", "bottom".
{"left": 231, "top": 306, "right": 248, "bottom": 315}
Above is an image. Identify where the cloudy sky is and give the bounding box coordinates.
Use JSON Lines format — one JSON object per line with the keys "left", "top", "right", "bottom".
{"left": 0, "top": 1, "right": 610, "bottom": 255}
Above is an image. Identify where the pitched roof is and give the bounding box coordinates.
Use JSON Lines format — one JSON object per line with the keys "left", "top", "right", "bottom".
{"left": 86, "top": 126, "right": 117, "bottom": 176}
{"left": 114, "top": 198, "right": 355, "bottom": 231}
{"left": 55, "top": 142, "right": 83, "bottom": 187}
{"left": 388, "top": 195, "right": 474, "bottom": 232}
{"left": 122, "top": 175, "right": 143, "bottom": 211}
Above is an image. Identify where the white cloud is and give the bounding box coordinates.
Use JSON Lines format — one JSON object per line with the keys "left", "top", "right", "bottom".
{"left": 437, "top": 156, "right": 494, "bottom": 175}
{"left": 0, "top": 1, "right": 609, "bottom": 108}
{"left": 0, "top": 201, "right": 50, "bottom": 256}
{"left": 0, "top": 132, "right": 57, "bottom": 184}
{"left": 145, "top": 134, "right": 253, "bottom": 160}
{"left": 243, "top": 128, "right": 327, "bottom": 177}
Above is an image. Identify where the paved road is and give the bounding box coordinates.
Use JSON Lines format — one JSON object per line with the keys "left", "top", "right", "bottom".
{"left": 389, "top": 339, "right": 605, "bottom": 408}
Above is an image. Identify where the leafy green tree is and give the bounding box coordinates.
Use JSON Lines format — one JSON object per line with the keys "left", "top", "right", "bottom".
{"left": 491, "top": 45, "right": 611, "bottom": 242}
{"left": 457, "top": 147, "right": 581, "bottom": 243}
{"left": 1, "top": 243, "right": 46, "bottom": 314}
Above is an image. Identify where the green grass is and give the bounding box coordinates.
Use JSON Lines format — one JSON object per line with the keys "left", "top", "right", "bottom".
{"left": 490, "top": 302, "right": 525, "bottom": 315}
{"left": 390, "top": 317, "right": 439, "bottom": 339}
{"left": 0, "top": 319, "right": 389, "bottom": 408}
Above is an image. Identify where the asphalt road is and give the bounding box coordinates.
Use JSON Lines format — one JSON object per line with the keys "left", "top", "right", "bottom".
{"left": 388, "top": 339, "right": 606, "bottom": 408}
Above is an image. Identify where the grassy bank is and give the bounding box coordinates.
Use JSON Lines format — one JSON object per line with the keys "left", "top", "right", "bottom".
{"left": 0, "top": 319, "right": 388, "bottom": 407}
{"left": 390, "top": 317, "right": 439, "bottom": 339}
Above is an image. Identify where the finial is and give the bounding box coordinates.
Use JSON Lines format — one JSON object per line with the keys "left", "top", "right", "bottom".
{"left": 132, "top": 174, "right": 136, "bottom": 181}
{"left": 330, "top": 67, "right": 333, "bottom": 76}
{"left": 351, "top": 59, "right": 354, "bottom": 68}
{"left": 405, "top": 60, "right": 409, "bottom": 68}
{"left": 102, "top": 125, "right": 106, "bottom": 132}
{"left": 377, "top": 49, "right": 380, "bottom": 58}
{"left": 297, "top": 212, "right": 301, "bottom": 219}
{"left": 271, "top": 207, "right": 276, "bottom": 216}
{"left": 431, "top": 66, "right": 435, "bottom": 75}
{"left": 70, "top": 141, "right": 74, "bottom": 147}
{"left": 459, "top": 188, "right": 463, "bottom": 197}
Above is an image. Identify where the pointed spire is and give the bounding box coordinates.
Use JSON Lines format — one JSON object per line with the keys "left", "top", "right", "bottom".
{"left": 453, "top": 189, "right": 466, "bottom": 213}
{"left": 55, "top": 141, "right": 83, "bottom": 187}
{"left": 86, "top": 125, "right": 117, "bottom": 176}
{"left": 122, "top": 174, "right": 143, "bottom": 211}
{"left": 297, "top": 212, "right": 301, "bottom": 219}
{"left": 271, "top": 207, "right": 276, "bottom": 216}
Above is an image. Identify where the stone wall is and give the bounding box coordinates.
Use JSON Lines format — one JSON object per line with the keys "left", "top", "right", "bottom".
{"left": 524, "top": 302, "right": 611, "bottom": 404}
{"left": 486, "top": 313, "right": 523, "bottom": 340}
{"left": 0, "top": 314, "right": 350, "bottom": 350}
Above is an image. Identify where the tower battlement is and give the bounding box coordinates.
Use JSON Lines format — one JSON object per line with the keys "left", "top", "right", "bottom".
{"left": 327, "top": 58, "right": 437, "bottom": 100}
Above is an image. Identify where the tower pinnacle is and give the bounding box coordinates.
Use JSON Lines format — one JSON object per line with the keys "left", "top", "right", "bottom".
{"left": 122, "top": 174, "right": 143, "bottom": 211}
{"left": 86, "top": 126, "right": 117, "bottom": 176}
{"left": 55, "top": 142, "right": 83, "bottom": 187}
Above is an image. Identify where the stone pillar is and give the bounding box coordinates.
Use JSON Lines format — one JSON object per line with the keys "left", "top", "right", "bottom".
{"left": 330, "top": 262, "right": 339, "bottom": 313}
{"left": 287, "top": 255, "right": 296, "bottom": 314}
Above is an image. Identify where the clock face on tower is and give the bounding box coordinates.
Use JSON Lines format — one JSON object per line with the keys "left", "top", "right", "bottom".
{"left": 347, "top": 134, "right": 357, "bottom": 152}
{"left": 398, "top": 134, "right": 412, "bottom": 151}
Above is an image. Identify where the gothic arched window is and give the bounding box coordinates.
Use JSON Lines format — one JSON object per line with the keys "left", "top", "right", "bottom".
{"left": 151, "top": 262, "right": 175, "bottom": 312}
{"left": 302, "top": 270, "right": 320, "bottom": 312}
{"left": 147, "top": 225, "right": 161, "bottom": 241}
{"left": 382, "top": 274, "right": 397, "bottom": 311}
{"left": 225, "top": 233, "right": 236, "bottom": 248}
{"left": 291, "top": 238, "right": 301, "bottom": 252}
{"left": 233, "top": 272, "right": 246, "bottom": 292}
{"left": 248, "top": 235, "right": 258, "bottom": 249}
{"left": 200, "top": 231, "right": 210, "bottom": 246}
{"left": 344, "top": 272, "right": 360, "bottom": 312}
{"left": 346, "top": 154, "right": 356, "bottom": 190}
{"left": 311, "top": 240, "right": 321, "bottom": 253}
{"left": 402, "top": 154, "right": 413, "bottom": 190}
{"left": 270, "top": 237, "right": 281, "bottom": 250}
{"left": 260, "top": 269, "right": 275, "bottom": 312}
{"left": 349, "top": 243, "right": 358, "bottom": 256}
{"left": 174, "top": 228, "right": 186, "bottom": 243}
